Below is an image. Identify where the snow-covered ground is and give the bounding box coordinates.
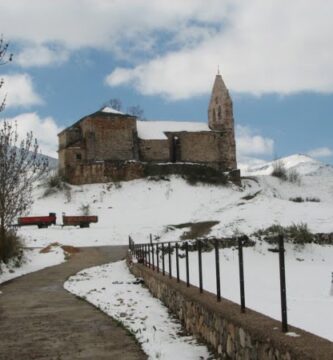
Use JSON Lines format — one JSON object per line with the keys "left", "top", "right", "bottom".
{"left": 0, "top": 245, "right": 65, "bottom": 284}
{"left": 159, "top": 241, "right": 333, "bottom": 342}
{"left": 64, "top": 260, "right": 213, "bottom": 360}
{"left": 11, "top": 154, "right": 333, "bottom": 342}
{"left": 20, "top": 154, "right": 333, "bottom": 248}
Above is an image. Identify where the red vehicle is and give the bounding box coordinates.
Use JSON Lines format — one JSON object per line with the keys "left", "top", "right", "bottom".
{"left": 62, "top": 215, "right": 98, "bottom": 228}
{"left": 18, "top": 213, "right": 56, "bottom": 228}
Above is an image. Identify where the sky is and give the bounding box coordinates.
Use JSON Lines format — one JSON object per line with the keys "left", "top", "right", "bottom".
{"left": 0, "top": 0, "right": 332, "bottom": 167}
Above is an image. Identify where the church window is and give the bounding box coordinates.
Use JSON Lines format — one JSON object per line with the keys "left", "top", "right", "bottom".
{"left": 76, "top": 153, "right": 82, "bottom": 160}
{"left": 218, "top": 106, "right": 222, "bottom": 120}
{"left": 213, "top": 109, "right": 216, "bottom": 123}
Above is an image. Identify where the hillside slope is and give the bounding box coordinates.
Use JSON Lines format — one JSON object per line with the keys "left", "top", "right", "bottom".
{"left": 16, "top": 155, "right": 333, "bottom": 341}
{"left": 20, "top": 155, "right": 333, "bottom": 247}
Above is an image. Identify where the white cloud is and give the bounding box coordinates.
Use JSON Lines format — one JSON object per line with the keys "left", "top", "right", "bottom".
{"left": 106, "top": 0, "right": 333, "bottom": 99}
{"left": 0, "top": 0, "right": 228, "bottom": 51}
{"left": 236, "top": 125, "right": 274, "bottom": 157}
{"left": 307, "top": 147, "right": 333, "bottom": 158}
{"left": 4, "top": 113, "right": 62, "bottom": 158}
{"left": 1, "top": 74, "right": 42, "bottom": 108}
{"left": 16, "top": 45, "right": 69, "bottom": 67}
{"left": 1, "top": 0, "right": 333, "bottom": 96}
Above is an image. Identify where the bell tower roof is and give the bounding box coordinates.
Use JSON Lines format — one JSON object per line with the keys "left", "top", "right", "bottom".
{"left": 208, "top": 71, "right": 233, "bottom": 131}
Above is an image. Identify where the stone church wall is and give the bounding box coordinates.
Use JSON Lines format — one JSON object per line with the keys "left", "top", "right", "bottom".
{"left": 81, "top": 115, "right": 137, "bottom": 161}
{"left": 139, "top": 139, "right": 170, "bottom": 162}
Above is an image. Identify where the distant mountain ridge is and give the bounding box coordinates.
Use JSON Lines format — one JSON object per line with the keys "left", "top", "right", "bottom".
{"left": 243, "top": 154, "right": 333, "bottom": 176}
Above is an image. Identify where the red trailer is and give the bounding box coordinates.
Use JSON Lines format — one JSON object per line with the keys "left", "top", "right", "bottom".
{"left": 62, "top": 215, "right": 98, "bottom": 228}
{"left": 18, "top": 213, "right": 56, "bottom": 228}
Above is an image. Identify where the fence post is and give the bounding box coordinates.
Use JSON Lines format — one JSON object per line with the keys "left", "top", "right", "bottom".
{"left": 176, "top": 242, "right": 180, "bottom": 283}
{"left": 238, "top": 236, "right": 246, "bottom": 312}
{"left": 185, "top": 241, "right": 190, "bottom": 287}
{"left": 144, "top": 244, "right": 147, "bottom": 266}
{"left": 198, "top": 240, "right": 203, "bottom": 293}
{"left": 152, "top": 243, "right": 155, "bottom": 271}
{"left": 148, "top": 243, "right": 151, "bottom": 268}
{"left": 215, "top": 239, "right": 221, "bottom": 302}
{"left": 168, "top": 242, "right": 172, "bottom": 278}
{"left": 162, "top": 243, "right": 165, "bottom": 275}
{"left": 156, "top": 244, "right": 160, "bottom": 273}
{"left": 279, "top": 234, "right": 288, "bottom": 333}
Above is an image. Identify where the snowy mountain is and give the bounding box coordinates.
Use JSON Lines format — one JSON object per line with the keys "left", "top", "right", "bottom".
{"left": 242, "top": 154, "right": 333, "bottom": 176}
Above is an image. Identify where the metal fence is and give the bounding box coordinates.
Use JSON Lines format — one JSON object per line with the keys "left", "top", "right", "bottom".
{"left": 129, "top": 235, "right": 289, "bottom": 333}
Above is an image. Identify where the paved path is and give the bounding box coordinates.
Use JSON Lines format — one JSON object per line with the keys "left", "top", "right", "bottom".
{"left": 0, "top": 246, "right": 147, "bottom": 360}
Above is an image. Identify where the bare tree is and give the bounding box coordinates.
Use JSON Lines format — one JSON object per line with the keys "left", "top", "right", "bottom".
{"left": 0, "top": 36, "right": 13, "bottom": 112}
{"left": 0, "top": 38, "right": 48, "bottom": 263}
{"left": 0, "top": 122, "right": 49, "bottom": 262}
{"left": 127, "top": 105, "right": 145, "bottom": 121}
{"left": 102, "top": 98, "right": 122, "bottom": 111}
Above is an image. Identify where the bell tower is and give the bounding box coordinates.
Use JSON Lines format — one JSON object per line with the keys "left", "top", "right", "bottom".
{"left": 208, "top": 70, "right": 237, "bottom": 171}
{"left": 208, "top": 71, "right": 234, "bottom": 132}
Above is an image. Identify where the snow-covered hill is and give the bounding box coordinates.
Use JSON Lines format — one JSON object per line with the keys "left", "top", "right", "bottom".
{"left": 242, "top": 153, "right": 333, "bottom": 176}
{"left": 19, "top": 154, "right": 333, "bottom": 248}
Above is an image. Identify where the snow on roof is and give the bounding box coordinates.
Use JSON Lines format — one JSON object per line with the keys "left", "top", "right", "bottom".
{"left": 137, "top": 121, "right": 210, "bottom": 140}
{"left": 101, "top": 106, "right": 124, "bottom": 115}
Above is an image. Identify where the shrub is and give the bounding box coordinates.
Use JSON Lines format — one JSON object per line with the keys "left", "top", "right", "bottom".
{"left": 306, "top": 197, "right": 320, "bottom": 202}
{"left": 271, "top": 160, "right": 287, "bottom": 180}
{"left": 253, "top": 222, "right": 314, "bottom": 244}
{"left": 0, "top": 230, "right": 23, "bottom": 266}
{"left": 287, "top": 169, "right": 301, "bottom": 184}
{"left": 43, "top": 173, "right": 70, "bottom": 197}
{"left": 287, "top": 222, "right": 313, "bottom": 244}
{"left": 79, "top": 203, "right": 90, "bottom": 216}
{"left": 289, "top": 197, "right": 304, "bottom": 202}
{"left": 289, "top": 197, "right": 320, "bottom": 203}
{"left": 271, "top": 161, "right": 301, "bottom": 184}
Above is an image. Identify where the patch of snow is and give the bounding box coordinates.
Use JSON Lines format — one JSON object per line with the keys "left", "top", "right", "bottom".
{"left": 0, "top": 246, "right": 65, "bottom": 285}
{"left": 101, "top": 106, "right": 124, "bottom": 115}
{"left": 137, "top": 120, "right": 210, "bottom": 140}
{"left": 286, "top": 332, "right": 301, "bottom": 338}
{"left": 64, "top": 260, "right": 213, "bottom": 360}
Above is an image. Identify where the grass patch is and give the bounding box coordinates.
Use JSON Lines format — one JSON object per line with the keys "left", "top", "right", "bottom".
{"left": 253, "top": 222, "right": 314, "bottom": 244}
{"left": 242, "top": 190, "right": 262, "bottom": 201}
{"left": 43, "top": 172, "right": 71, "bottom": 199}
{"left": 289, "top": 197, "right": 321, "bottom": 203}
{"left": 271, "top": 161, "right": 301, "bottom": 184}
{"left": 167, "top": 221, "right": 219, "bottom": 240}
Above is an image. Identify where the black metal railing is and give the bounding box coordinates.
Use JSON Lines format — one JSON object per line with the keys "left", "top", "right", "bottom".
{"left": 128, "top": 234, "right": 288, "bottom": 333}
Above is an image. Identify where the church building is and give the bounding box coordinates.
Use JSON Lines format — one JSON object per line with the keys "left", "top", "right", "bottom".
{"left": 58, "top": 73, "right": 238, "bottom": 184}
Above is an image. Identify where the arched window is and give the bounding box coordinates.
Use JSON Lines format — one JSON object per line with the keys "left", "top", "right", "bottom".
{"left": 218, "top": 106, "right": 222, "bottom": 120}
{"left": 213, "top": 109, "right": 216, "bottom": 123}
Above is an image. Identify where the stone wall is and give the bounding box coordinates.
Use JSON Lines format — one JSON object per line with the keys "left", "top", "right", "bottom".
{"left": 81, "top": 115, "right": 137, "bottom": 161}
{"left": 139, "top": 139, "right": 170, "bottom": 162}
{"left": 166, "top": 131, "right": 237, "bottom": 170}
{"left": 129, "top": 262, "right": 333, "bottom": 360}
{"left": 65, "top": 161, "right": 241, "bottom": 185}
{"left": 68, "top": 161, "right": 145, "bottom": 185}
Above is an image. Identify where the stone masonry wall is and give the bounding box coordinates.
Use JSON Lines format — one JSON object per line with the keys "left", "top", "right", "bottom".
{"left": 166, "top": 131, "right": 237, "bottom": 170}
{"left": 129, "top": 262, "right": 333, "bottom": 360}
{"left": 81, "top": 115, "right": 137, "bottom": 161}
{"left": 139, "top": 139, "right": 170, "bottom": 162}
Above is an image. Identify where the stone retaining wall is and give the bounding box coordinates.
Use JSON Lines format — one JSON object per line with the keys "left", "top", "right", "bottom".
{"left": 128, "top": 261, "right": 333, "bottom": 360}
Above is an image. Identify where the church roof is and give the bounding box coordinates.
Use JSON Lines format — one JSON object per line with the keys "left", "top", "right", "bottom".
{"left": 137, "top": 120, "right": 210, "bottom": 140}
